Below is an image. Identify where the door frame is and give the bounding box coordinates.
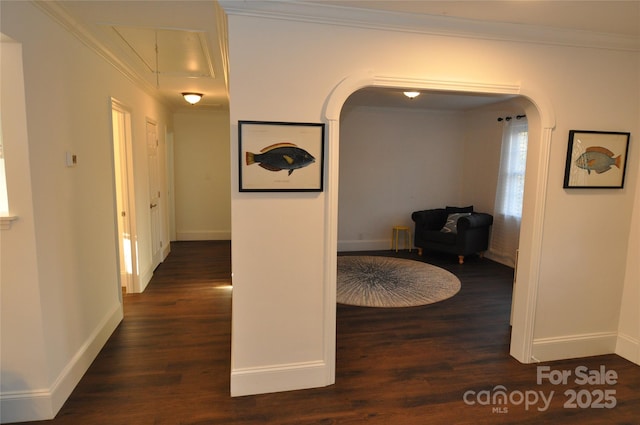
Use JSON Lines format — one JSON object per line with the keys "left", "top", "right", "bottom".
{"left": 111, "top": 98, "right": 140, "bottom": 294}
{"left": 321, "top": 72, "right": 556, "bottom": 382}
{"left": 146, "top": 118, "right": 163, "bottom": 270}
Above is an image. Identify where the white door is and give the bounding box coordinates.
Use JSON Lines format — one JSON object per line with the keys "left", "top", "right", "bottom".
{"left": 147, "top": 119, "right": 163, "bottom": 270}
{"left": 111, "top": 100, "right": 138, "bottom": 294}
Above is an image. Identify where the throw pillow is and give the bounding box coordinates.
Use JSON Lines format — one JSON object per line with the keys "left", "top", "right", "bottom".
{"left": 446, "top": 205, "right": 474, "bottom": 214}
{"left": 441, "top": 212, "right": 471, "bottom": 233}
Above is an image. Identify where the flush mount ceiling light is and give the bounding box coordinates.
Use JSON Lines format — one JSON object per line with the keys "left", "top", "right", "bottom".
{"left": 403, "top": 91, "right": 420, "bottom": 99}
{"left": 182, "top": 92, "right": 203, "bottom": 105}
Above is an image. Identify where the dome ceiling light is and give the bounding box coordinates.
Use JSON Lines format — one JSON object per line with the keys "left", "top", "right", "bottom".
{"left": 182, "top": 92, "right": 203, "bottom": 105}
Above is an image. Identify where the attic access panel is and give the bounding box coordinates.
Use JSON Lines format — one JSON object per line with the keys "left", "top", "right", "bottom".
{"left": 111, "top": 26, "right": 215, "bottom": 79}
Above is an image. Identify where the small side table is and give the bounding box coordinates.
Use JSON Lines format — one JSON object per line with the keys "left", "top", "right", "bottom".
{"left": 391, "top": 226, "right": 412, "bottom": 252}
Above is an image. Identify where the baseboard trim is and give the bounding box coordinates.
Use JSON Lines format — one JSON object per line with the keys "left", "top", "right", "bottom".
{"left": 0, "top": 303, "right": 123, "bottom": 423}
{"left": 176, "top": 231, "right": 231, "bottom": 241}
{"left": 230, "top": 361, "right": 330, "bottom": 397}
{"left": 338, "top": 239, "right": 395, "bottom": 252}
{"left": 532, "top": 331, "right": 618, "bottom": 362}
{"left": 162, "top": 242, "right": 171, "bottom": 261}
{"left": 0, "top": 390, "right": 53, "bottom": 425}
{"left": 484, "top": 251, "right": 515, "bottom": 267}
{"left": 138, "top": 264, "right": 154, "bottom": 293}
{"left": 615, "top": 333, "right": 639, "bottom": 365}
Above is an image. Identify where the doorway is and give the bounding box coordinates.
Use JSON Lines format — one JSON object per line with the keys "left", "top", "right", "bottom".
{"left": 146, "top": 119, "right": 163, "bottom": 270}
{"left": 322, "top": 72, "right": 556, "bottom": 381}
{"left": 111, "top": 99, "right": 139, "bottom": 294}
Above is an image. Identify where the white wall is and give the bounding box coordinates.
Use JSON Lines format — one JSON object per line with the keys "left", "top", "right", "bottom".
{"left": 224, "top": 6, "right": 639, "bottom": 396}
{"left": 529, "top": 46, "right": 638, "bottom": 359}
{"left": 338, "top": 105, "right": 465, "bottom": 250}
{"left": 338, "top": 99, "right": 525, "bottom": 252}
{"left": 173, "top": 110, "right": 231, "bottom": 241}
{"left": 0, "top": 2, "right": 171, "bottom": 422}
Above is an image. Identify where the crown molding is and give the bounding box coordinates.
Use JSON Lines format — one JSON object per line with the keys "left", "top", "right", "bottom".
{"left": 32, "top": 1, "right": 167, "bottom": 106}
{"left": 214, "top": 0, "right": 231, "bottom": 91}
{"left": 219, "top": 0, "right": 639, "bottom": 52}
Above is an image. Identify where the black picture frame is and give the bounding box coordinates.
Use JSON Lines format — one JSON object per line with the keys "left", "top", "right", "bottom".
{"left": 239, "top": 120, "right": 325, "bottom": 192}
{"left": 563, "top": 130, "right": 630, "bottom": 189}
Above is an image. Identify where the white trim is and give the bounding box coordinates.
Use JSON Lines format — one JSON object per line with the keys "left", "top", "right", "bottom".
{"left": 323, "top": 117, "right": 340, "bottom": 388}
{"left": 138, "top": 264, "right": 154, "bottom": 293}
{"left": 162, "top": 241, "right": 171, "bottom": 261}
{"left": 0, "top": 389, "right": 53, "bottom": 425}
{"left": 509, "top": 127, "right": 553, "bottom": 364}
{"left": 0, "top": 303, "right": 123, "bottom": 423}
{"left": 484, "top": 251, "right": 515, "bottom": 268}
{"left": 325, "top": 74, "right": 529, "bottom": 121}
{"left": 231, "top": 361, "right": 329, "bottom": 397}
{"left": 615, "top": 333, "right": 640, "bottom": 365}
{"left": 176, "top": 230, "right": 231, "bottom": 241}
{"left": 111, "top": 98, "right": 140, "bottom": 297}
{"left": 219, "top": 1, "right": 639, "bottom": 52}
{"left": 532, "top": 332, "right": 618, "bottom": 362}
{"left": 0, "top": 215, "right": 18, "bottom": 230}
{"left": 338, "top": 238, "right": 395, "bottom": 252}
{"left": 33, "top": 2, "right": 163, "bottom": 103}
{"left": 322, "top": 72, "right": 556, "bottom": 385}
{"left": 505, "top": 81, "right": 556, "bottom": 363}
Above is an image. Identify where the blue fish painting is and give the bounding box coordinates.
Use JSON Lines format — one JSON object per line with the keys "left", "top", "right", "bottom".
{"left": 246, "top": 143, "right": 315, "bottom": 176}
{"left": 575, "top": 146, "right": 621, "bottom": 174}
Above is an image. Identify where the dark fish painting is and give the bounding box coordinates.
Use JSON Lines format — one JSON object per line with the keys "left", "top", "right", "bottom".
{"left": 246, "top": 143, "right": 315, "bottom": 175}
{"left": 575, "top": 146, "right": 621, "bottom": 174}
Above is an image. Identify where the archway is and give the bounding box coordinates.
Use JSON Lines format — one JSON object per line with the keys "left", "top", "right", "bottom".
{"left": 322, "top": 72, "right": 556, "bottom": 382}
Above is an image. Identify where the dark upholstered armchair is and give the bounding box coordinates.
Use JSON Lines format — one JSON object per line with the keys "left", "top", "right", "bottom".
{"left": 411, "top": 206, "right": 493, "bottom": 264}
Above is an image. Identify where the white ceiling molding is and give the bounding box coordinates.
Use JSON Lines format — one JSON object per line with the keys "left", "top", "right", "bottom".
{"left": 33, "top": 1, "right": 166, "bottom": 105}
{"left": 324, "top": 72, "right": 528, "bottom": 121}
{"left": 214, "top": 0, "right": 231, "bottom": 91}
{"left": 33, "top": 1, "right": 228, "bottom": 110}
{"left": 219, "top": 0, "right": 640, "bottom": 52}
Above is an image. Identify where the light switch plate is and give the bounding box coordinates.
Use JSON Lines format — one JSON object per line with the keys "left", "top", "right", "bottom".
{"left": 65, "top": 151, "right": 77, "bottom": 167}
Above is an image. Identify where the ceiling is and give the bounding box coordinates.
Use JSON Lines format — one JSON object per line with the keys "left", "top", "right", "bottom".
{"left": 50, "top": 1, "right": 639, "bottom": 111}
{"left": 344, "top": 87, "right": 517, "bottom": 111}
{"left": 305, "top": 1, "right": 640, "bottom": 37}
{"left": 54, "top": 0, "right": 229, "bottom": 111}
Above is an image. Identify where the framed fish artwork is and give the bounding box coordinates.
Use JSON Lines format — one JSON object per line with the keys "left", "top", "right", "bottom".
{"left": 563, "top": 130, "right": 630, "bottom": 189}
{"left": 238, "top": 120, "right": 325, "bottom": 192}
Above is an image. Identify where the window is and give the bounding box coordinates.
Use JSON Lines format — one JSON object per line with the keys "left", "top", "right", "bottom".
{"left": 496, "top": 119, "right": 528, "bottom": 219}
{"left": 490, "top": 118, "right": 528, "bottom": 266}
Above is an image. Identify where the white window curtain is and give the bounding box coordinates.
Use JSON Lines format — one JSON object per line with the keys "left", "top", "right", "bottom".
{"left": 490, "top": 118, "right": 528, "bottom": 267}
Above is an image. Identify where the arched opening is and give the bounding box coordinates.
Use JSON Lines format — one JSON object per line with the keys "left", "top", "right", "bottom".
{"left": 322, "top": 73, "right": 556, "bottom": 383}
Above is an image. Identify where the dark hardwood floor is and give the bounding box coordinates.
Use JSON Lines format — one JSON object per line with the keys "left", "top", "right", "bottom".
{"left": 24, "top": 241, "right": 639, "bottom": 424}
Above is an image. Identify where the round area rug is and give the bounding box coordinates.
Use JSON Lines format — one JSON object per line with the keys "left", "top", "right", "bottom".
{"left": 337, "top": 256, "right": 461, "bottom": 308}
